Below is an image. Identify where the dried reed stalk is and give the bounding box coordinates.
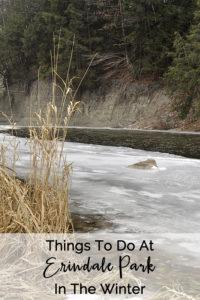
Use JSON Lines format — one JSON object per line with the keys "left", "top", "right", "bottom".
{"left": 0, "top": 34, "right": 80, "bottom": 233}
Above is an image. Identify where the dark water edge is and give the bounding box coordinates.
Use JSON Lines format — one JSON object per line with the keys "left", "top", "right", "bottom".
{"left": 3, "top": 127, "right": 200, "bottom": 159}
{"left": 71, "top": 213, "right": 113, "bottom": 233}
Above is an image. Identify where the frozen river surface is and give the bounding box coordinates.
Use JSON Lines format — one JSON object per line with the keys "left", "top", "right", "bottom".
{"left": 0, "top": 133, "right": 200, "bottom": 234}
{"left": 67, "top": 142, "right": 200, "bottom": 234}
{"left": 0, "top": 133, "right": 200, "bottom": 298}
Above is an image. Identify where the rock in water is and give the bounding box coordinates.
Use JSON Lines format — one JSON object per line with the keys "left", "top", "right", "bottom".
{"left": 127, "top": 159, "right": 158, "bottom": 169}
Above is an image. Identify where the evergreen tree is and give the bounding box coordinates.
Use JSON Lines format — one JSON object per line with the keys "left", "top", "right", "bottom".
{"left": 122, "top": 0, "right": 197, "bottom": 78}
{"left": 0, "top": 0, "right": 45, "bottom": 83}
{"left": 0, "top": 0, "right": 198, "bottom": 91}
{"left": 165, "top": 3, "right": 200, "bottom": 119}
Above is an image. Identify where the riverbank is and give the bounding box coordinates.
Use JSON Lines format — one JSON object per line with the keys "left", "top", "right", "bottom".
{"left": 1, "top": 78, "right": 200, "bottom": 131}
{"left": 0, "top": 79, "right": 190, "bottom": 128}
{"left": 2, "top": 126, "right": 200, "bottom": 159}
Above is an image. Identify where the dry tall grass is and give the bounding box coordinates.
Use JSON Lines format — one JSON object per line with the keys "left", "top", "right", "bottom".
{"left": 0, "top": 36, "right": 81, "bottom": 233}
{"left": 0, "top": 97, "right": 79, "bottom": 234}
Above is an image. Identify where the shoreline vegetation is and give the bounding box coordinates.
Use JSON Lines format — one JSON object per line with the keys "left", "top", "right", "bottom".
{"left": 0, "top": 0, "right": 200, "bottom": 121}
{"left": 0, "top": 34, "right": 80, "bottom": 233}
{"left": 0, "top": 102, "right": 75, "bottom": 233}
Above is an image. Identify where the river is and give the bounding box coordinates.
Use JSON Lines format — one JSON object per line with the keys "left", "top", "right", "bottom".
{"left": 0, "top": 128, "right": 199, "bottom": 299}
{"left": 1, "top": 130, "right": 200, "bottom": 233}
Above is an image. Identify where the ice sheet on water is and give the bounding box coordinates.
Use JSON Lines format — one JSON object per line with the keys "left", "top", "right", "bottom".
{"left": 62, "top": 142, "right": 200, "bottom": 234}
{"left": 0, "top": 134, "right": 200, "bottom": 234}
{"left": 0, "top": 133, "right": 199, "bottom": 299}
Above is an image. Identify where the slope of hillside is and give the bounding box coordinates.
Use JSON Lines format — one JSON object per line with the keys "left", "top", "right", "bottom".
{"left": 0, "top": 79, "right": 199, "bottom": 130}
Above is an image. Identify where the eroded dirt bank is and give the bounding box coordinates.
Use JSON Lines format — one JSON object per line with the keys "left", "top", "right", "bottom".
{"left": 0, "top": 79, "right": 199, "bottom": 130}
